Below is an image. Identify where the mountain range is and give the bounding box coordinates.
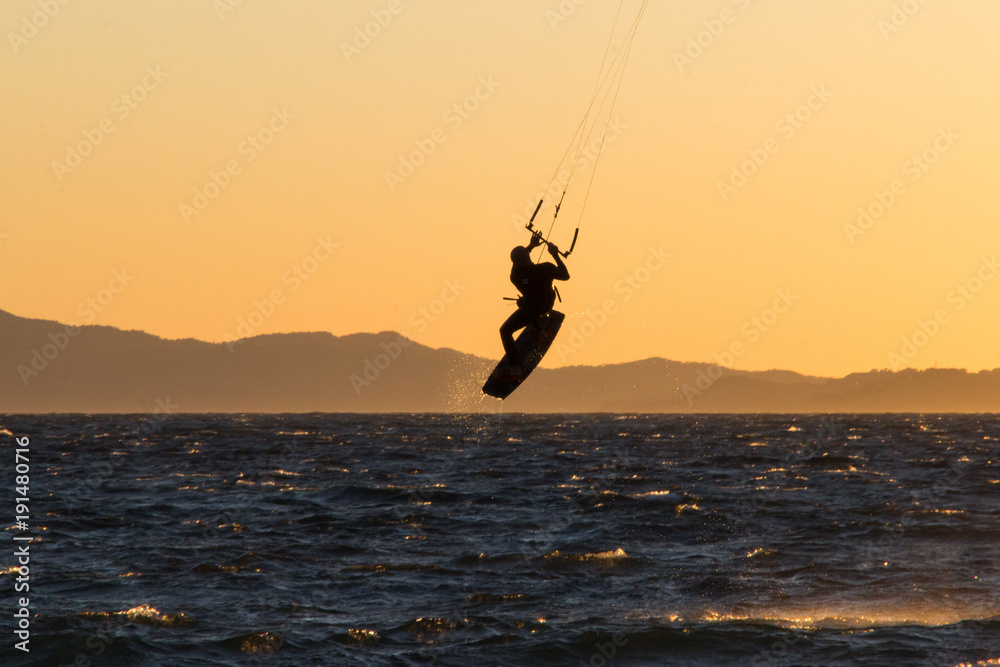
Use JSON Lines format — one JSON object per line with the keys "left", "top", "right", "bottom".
{"left": 2, "top": 308, "right": 998, "bottom": 413}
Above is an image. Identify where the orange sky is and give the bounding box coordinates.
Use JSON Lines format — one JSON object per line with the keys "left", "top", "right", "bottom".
{"left": 3, "top": 0, "right": 999, "bottom": 378}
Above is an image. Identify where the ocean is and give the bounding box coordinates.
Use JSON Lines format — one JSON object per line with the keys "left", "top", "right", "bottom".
{"left": 1, "top": 414, "right": 998, "bottom": 666}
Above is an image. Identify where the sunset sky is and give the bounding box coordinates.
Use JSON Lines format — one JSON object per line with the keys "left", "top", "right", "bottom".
{"left": 3, "top": 0, "right": 999, "bottom": 378}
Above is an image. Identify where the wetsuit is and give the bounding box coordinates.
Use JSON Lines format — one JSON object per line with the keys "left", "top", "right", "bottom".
{"left": 510, "top": 262, "right": 559, "bottom": 316}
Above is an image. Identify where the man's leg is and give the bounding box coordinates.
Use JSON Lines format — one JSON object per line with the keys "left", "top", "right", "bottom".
{"left": 499, "top": 308, "right": 535, "bottom": 363}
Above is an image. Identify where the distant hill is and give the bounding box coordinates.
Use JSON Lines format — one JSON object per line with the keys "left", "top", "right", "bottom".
{"left": 1, "top": 309, "right": 998, "bottom": 413}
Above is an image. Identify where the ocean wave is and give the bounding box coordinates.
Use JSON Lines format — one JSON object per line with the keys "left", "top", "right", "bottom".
{"left": 77, "top": 604, "right": 193, "bottom": 627}
{"left": 544, "top": 547, "right": 631, "bottom": 562}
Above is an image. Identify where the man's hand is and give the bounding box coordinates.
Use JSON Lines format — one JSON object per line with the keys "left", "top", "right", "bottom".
{"left": 547, "top": 243, "right": 560, "bottom": 257}
{"left": 527, "top": 234, "right": 543, "bottom": 250}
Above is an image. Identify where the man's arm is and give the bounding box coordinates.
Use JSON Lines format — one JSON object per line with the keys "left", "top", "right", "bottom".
{"left": 547, "top": 244, "right": 570, "bottom": 280}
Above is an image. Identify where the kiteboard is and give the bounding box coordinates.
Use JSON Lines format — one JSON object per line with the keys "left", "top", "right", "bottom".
{"left": 482, "top": 310, "right": 565, "bottom": 400}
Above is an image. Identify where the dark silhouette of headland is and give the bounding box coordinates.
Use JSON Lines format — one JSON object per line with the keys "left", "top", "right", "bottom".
{"left": 2, "top": 308, "right": 999, "bottom": 413}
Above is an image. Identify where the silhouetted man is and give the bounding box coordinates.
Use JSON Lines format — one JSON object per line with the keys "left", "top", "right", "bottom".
{"left": 500, "top": 234, "right": 570, "bottom": 370}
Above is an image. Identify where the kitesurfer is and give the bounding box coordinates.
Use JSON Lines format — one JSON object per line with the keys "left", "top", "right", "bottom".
{"left": 499, "top": 234, "right": 570, "bottom": 370}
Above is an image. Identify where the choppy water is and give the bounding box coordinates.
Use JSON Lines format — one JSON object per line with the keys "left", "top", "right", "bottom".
{"left": 1, "top": 414, "right": 999, "bottom": 666}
